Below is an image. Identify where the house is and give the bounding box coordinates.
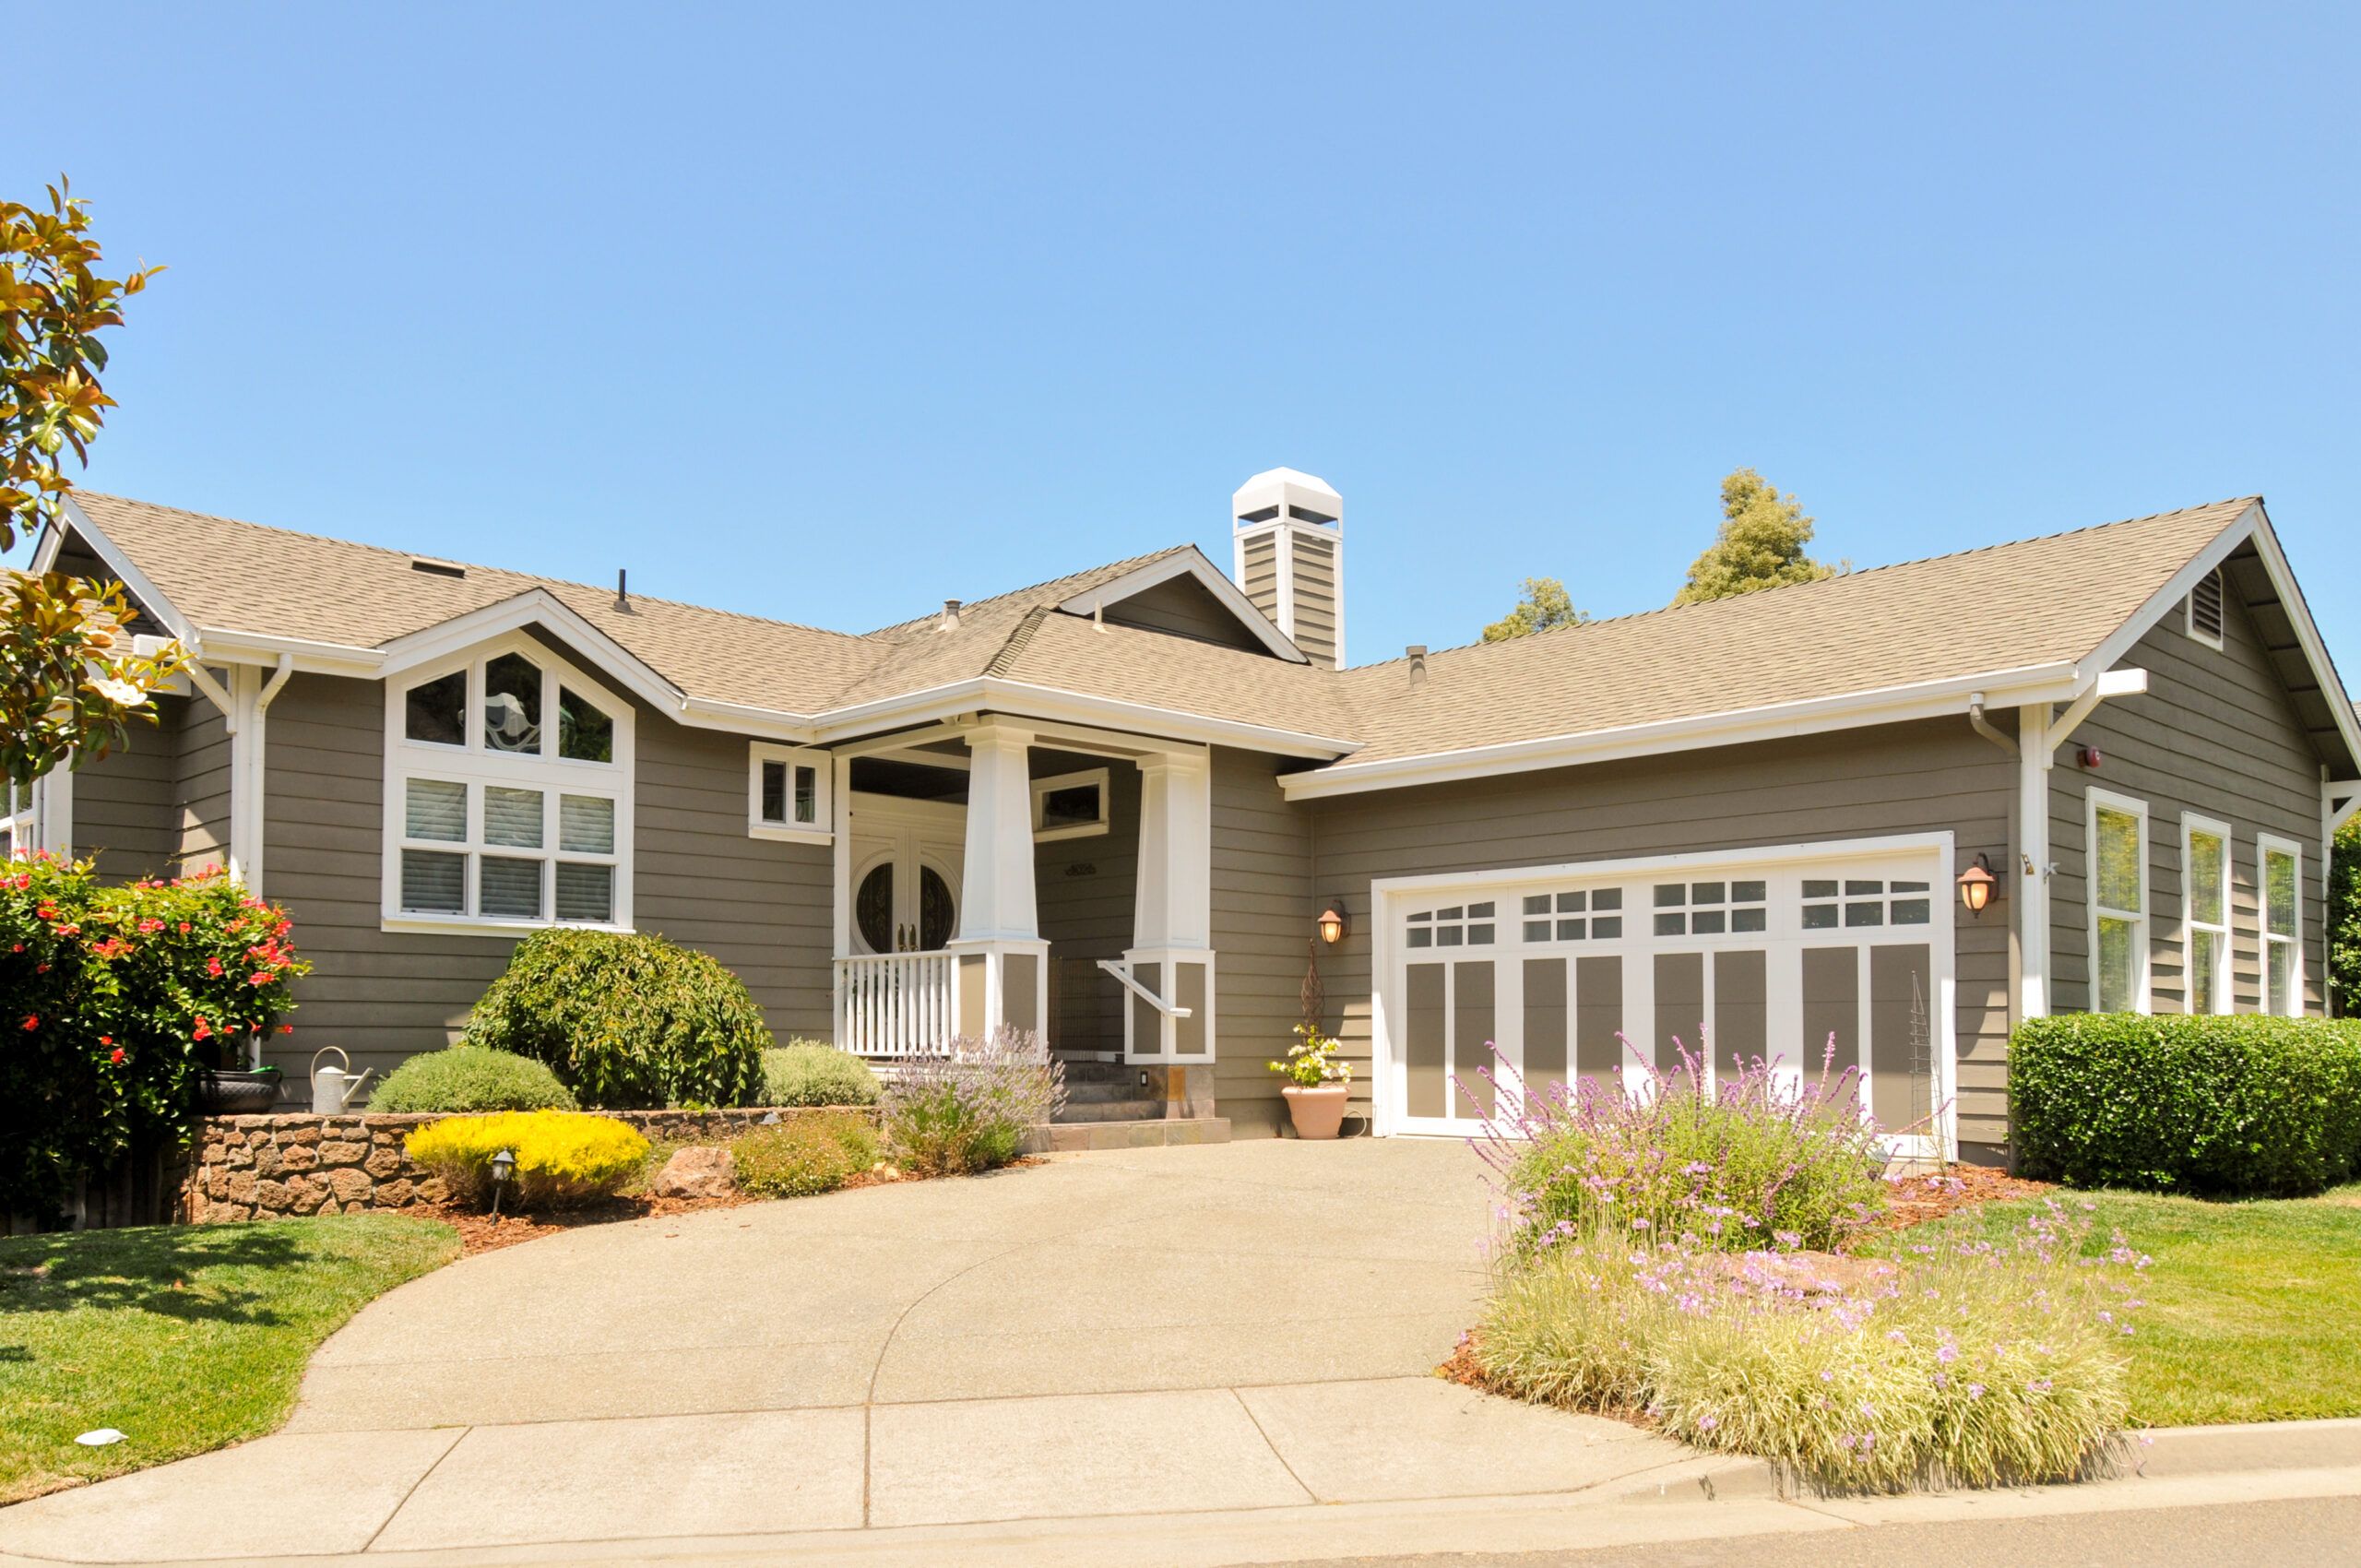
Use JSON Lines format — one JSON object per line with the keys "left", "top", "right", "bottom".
{"left": 18, "top": 471, "right": 2358, "bottom": 1158}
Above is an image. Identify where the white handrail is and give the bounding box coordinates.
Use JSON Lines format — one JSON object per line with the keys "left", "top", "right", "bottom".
{"left": 1096, "top": 958, "right": 1192, "bottom": 1018}
{"left": 833, "top": 952, "right": 956, "bottom": 1057}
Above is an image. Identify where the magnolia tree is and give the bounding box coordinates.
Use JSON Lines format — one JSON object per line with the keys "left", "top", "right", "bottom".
{"left": 3, "top": 179, "right": 178, "bottom": 791}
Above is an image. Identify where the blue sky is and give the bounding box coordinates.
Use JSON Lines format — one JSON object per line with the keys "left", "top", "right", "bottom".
{"left": 10, "top": 3, "right": 2358, "bottom": 671}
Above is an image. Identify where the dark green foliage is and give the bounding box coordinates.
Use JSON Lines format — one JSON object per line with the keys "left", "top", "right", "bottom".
{"left": 366, "top": 1046, "right": 577, "bottom": 1114}
{"left": 732, "top": 1112, "right": 880, "bottom": 1197}
{"left": 2011, "top": 1015, "right": 2361, "bottom": 1195}
{"left": 2330, "top": 817, "right": 2360, "bottom": 1016}
{"left": 760, "top": 1041, "right": 880, "bottom": 1107}
{"left": 459, "top": 930, "right": 767, "bottom": 1110}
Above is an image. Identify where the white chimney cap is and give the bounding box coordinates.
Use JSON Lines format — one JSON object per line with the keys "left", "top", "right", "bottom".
{"left": 1232, "top": 468, "right": 1342, "bottom": 528}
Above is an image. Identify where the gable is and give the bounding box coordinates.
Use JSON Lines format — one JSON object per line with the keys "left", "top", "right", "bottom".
{"left": 1094, "top": 572, "right": 1273, "bottom": 652}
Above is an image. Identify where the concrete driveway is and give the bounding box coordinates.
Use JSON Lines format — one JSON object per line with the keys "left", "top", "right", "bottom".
{"left": 0, "top": 1140, "right": 1750, "bottom": 1565}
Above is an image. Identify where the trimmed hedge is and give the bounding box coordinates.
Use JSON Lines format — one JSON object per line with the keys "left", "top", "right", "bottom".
{"left": 2011, "top": 1015, "right": 2361, "bottom": 1195}
{"left": 367, "top": 1047, "right": 577, "bottom": 1114}
{"left": 459, "top": 930, "right": 768, "bottom": 1110}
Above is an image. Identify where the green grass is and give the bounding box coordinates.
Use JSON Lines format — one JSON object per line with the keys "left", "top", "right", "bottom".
{"left": 0, "top": 1215, "right": 459, "bottom": 1503}
{"left": 1878, "top": 1183, "right": 2361, "bottom": 1427}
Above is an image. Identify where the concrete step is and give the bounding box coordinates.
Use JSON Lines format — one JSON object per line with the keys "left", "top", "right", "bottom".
{"left": 1052, "top": 1097, "right": 1166, "bottom": 1123}
{"left": 1025, "top": 1117, "right": 1231, "bottom": 1153}
{"left": 1064, "top": 1076, "right": 1157, "bottom": 1104}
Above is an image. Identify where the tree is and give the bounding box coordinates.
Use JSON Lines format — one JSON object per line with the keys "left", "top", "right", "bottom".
{"left": 3, "top": 179, "right": 175, "bottom": 790}
{"left": 1671, "top": 468, "right": 1837, "bottom": 606}
{"left": 2331, "top": 814, "right": 2361, "bottom": 1016}
{"left": 1483, "top": 576, "right": 1589, "bottom": 642}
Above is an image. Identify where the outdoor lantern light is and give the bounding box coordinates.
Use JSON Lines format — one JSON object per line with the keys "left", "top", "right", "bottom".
{"left": 489, "top": 1146, "right": 516, "bottom": 1221}
{"left": 1957, "top": 854, "right": 1999, "bottom": 918}
{"left": 1317, "top": 899, "right": 1349, "bottom": 945}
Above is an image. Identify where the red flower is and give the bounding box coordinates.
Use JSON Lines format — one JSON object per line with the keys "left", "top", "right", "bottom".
{"left": 279, "top": 1023, "right": 294, "bottom": 1035}
{"left": 193, "top": 1016, "right": 213, "bottom": 1041}
{"left": 99, "top": 1035, "right": 113, "bottom": 1046}
{"left": 18, "top": 1016, "right": 34, "bottom": 1031}
{"left": 206, "top": 956, "right": 224, "bottom": 978}
{"left": 109, "top": 1047, "right": 125, "bottom": 1064}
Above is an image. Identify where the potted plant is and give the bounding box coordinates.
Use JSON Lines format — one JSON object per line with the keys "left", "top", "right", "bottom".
{"left": 197, "top": 1037, "right": 285, "bottom": 1114}
{"left": 1269, "top": 1025, "right": 1352, "bottom": 1139}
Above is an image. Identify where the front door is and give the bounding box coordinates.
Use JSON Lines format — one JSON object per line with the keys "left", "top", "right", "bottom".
{"left": 848, "top": 795, "right": 963, "bottom": 955}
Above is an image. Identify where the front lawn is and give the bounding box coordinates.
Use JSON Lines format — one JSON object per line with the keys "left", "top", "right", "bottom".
{"left": 1877, "top": 1183, "right": 2361, "bottom": 1427}
{"left": 0, "top": 1215, "right": 458, "bottom": 1503}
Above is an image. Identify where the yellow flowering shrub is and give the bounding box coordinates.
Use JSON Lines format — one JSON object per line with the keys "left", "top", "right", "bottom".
{"left": 406, "top": 1110, "right": 647, "bottom": 1208}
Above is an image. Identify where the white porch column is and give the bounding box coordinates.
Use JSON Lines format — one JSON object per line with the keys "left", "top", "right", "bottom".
{"left": 946, "top": 721, "right": 1049, "bottom": 1041}
{"left": 1125, "top": 749, "right": 1216, "bottom": 1065}
{"left": 2017, "top": 702, "right": 2051, "bottom": 1021}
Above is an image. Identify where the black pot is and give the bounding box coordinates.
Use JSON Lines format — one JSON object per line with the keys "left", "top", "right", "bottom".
{"left": 198, "top": 1069, "right": 283, "bottom": 1115}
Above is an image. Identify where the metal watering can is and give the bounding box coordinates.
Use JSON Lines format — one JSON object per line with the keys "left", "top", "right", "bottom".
{"left": 310, "top": 1046, "right": 374, "bottom": 1114}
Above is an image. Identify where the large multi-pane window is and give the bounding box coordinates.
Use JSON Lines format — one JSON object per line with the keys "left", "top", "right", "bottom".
{"left": 2181, "top": 816, "right": 2232, "bottom": 1016}
{"left": 2260, "top": 835, "right": 2303, "bottom": 1016}
{"left": 384, "top": 638, "right": 631, "bottom": 931}
{"left": 2088, "top": 790, "right": 2149, "bottom": 1013}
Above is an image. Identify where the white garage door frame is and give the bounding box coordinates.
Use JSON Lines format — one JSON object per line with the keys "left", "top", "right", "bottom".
{"left": 1369, "top": 831, "right": 1957, "bottom": 1160}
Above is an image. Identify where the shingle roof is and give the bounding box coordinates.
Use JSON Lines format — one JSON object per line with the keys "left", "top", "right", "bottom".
{"left": 62, "top": 491, "right": 2267, "bottom": 775}
{"left": 1327, "top": 496, "right": 2258, "bottom": 765}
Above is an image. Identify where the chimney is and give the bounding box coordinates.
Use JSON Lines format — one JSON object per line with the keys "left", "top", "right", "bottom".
{"left": 1406, "top": 645, "right": 1428, "bottom": 688}
{"left": 938, "top": 598, "right": 962, "bottom": 633}
{"left": 1231, "top": 468, "right": 1345, "bottom": 667}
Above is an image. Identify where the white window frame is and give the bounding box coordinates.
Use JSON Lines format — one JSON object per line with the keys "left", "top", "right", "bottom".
{"left": 2186, "top": 566, "right": 2226, "bottom": 651}
{"left": 2258, "top": 831, "right": 2305, "bottom": 1017}
{"left": 749, "top": 742, "right": 832, "bottom": 845}
{"left": 1031, "top": 766, "right": 1111, "bottom": 841}
{"left": 0, "top": 775, "right": 36, "bottom": 861}
{"left": 2085, "top": 788, "right": 2151, "bottom": 1014}
{"left": 380, "top": 631, "right": 635, "bottom": 936}
{"left": 2179, "top": 813, "right": 2233, "bottom": 1016}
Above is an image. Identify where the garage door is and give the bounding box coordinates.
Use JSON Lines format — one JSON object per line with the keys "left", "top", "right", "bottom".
{"left": 1373, "top": 837, "right": 1954, "bottom": 1158}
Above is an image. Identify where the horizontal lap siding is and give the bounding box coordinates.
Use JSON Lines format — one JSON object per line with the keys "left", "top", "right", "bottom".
{"left": 176, "top": 688, "right": 231, "bottom": 878}
{"left": 1104, "top": 576, "right": 1266, "bottom": 653}
{"left": 2048, "top": 588, "right": 2329, "bottom": 1016}
{"left": 1033, "top": 753, "right": 1138, "bottom": 1054}
{"left": 261, "top": 656, "right": 835, "bottom": 1087}
{"left": 70, "top": 696, "right": 184, "bottom": 880}
{"left": 1304, "top": 720, "right": 2016, "bottom": 1156}
{"left": 1210, "top": 749, "right": 1317, "bottom": 1136}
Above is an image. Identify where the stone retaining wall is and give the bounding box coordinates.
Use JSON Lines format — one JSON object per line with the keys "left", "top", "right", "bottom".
{"left": 181, "top": 1107, "right": 871, "bottom": 1223}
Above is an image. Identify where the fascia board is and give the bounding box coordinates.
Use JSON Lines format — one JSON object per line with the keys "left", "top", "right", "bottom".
{"left": 57, "top": 496, "right": 196, "bottom": 643}
{"left": 813, "top": 676, "right": 1358, "bottom": 759}
{"left": 2073, "top": 505, "right": 2259, "bottom": 686}
{"left": 1057, "top": 551, "right": 1310, "bottom": 664}
{"left": 1280, "top": 663, "right": 2082, "bottom": 801}
{"left": 375, "top": 588, "right": 688, "bottom": 715}
{"left": 195, "top": 628, "right": 387, "bottom": 678}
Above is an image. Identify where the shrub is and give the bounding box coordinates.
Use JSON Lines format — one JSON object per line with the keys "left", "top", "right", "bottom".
{"left": 761, "top": 1041, "right": 880, "bottom": 1107}
{"left": 2331, "top": 814, "right": 2361, "bottom": 1016}
{"left": 0, "top": 857, "right": 309, "bottom": 1222}
{"left": 405, "top": 1110, "right": 647, "bottom": 1208}
{"left": 2011, "top": 1015, "right": 2361, "bottom": 1196}
{"left": 1474, "top": 1201, "right": 2142, "bottom": 1492}
{"left": 368, "top": 1047, "right": 578, "bottom": 1114}
{"left": 459, "top": 930, "right": 767, "bottom": 1110}
{"left": 733, "top": 1112, "right": 881, "bottom": 1197}
{"left": 1477, "top": 1039, "right": 1889, "bottom": 1261}
{"left": 882, "top": 1027, "right": 1065, "bottom": 1175}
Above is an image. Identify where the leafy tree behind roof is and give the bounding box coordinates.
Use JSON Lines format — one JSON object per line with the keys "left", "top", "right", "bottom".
{"left": 1672, "top": 468, "right": 1837, "bottom": 606}
{"left": 1482, "top": 576, "right": 1589, "bottom": 642}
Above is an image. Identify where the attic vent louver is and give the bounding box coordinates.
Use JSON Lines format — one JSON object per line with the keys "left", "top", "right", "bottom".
{"left": 409, "top": 556, "right": 466, "bottom": 579}
{"left": 2189, "top": 566, "right": 2225, "bottom": 648}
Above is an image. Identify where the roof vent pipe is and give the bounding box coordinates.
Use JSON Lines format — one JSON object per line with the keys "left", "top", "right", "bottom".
{"left": 1406, "top": 645, "right": 1428, "bottom": 688}
{"left": 615, "top": 569, "right": 631, "bottom": 612}
{"left": 940, "top": 599, "right": 962, "bottom": 633}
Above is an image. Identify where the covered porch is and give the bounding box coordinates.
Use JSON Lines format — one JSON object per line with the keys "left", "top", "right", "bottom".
{"left": 826, "top": 718, "right": 1216, "bottom": 1088}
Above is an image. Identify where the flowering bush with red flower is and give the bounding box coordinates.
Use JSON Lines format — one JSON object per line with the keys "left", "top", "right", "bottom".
{"left": 1, "top": 855, "right": 310, "bottom": 1220}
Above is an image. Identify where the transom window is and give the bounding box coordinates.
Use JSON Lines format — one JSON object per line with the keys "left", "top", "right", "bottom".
{"left": 2182, "top": 816, "right": 2231, "bottom": 1016}
{"left": 1406, "top": 900, "right": 1495, "bottom": 948}
{"left": 1654, "top": 879, "right": 1767, "bottom": 937}
{"left": 2087, "top": 790, "right": 2149, "bottom": 1013}
{"left": 1801, "top": 876, "right": 1931, "bottom": 931}
{"left": 749, "top": 743, "right": 832, "bottom": 843}
{"left": 2260, "top": 834, "right": 2303, "bottom": 1017}
{"left": 383, "top": 636, "right": 633, "bottom": 932}
{"left": 1032, "top": 768, "right": 1110, "bottom": 841}
{"left": 1521, "top": 887, "right": 1624, "bottom": 943}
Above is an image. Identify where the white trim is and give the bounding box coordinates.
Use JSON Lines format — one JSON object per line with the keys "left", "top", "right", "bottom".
{"left": 2186, "top": 566, "right": 2227, "bottom": 651}
{"left": 811, "top": 677, "right": 1359, "bottom": 759}
{"left": 1057, "top": 552, "right": 1308, "bottom": 664}
{"left": 2084, "top": 787, "right": 2151, "bottom": 1014}
{"left": 1031, "top": 767, "right": 1110, "bottom": 841}
{"left": 2179, "top": 813, "right": 2234, "bottom": 1016}
{"left": 2258, "top": 831, "right": 2306, "bottom": 1017}
{"left": 379, "top": 631, "right": 635, "bottom": 934}
{"left": 748, "top": 742, "right": 833, "bottom": 844}
{"left": 28, "top": 520, "right": 64, "bottom": 574}
{"left": 376, "top": 589, "right": 688, "bottom": 716}
{"left": 2017, "top": 702, "right": 2052, "bottom": 1020}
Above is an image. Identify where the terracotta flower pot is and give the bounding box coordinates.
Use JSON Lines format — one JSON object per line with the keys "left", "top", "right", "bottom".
{"left": 1282, "top": 1084, "right": 1350, "bottom": 1140}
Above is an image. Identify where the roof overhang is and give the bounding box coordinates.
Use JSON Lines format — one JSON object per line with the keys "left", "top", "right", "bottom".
{"left": 810, "top": 675, "right": 1358, "bottom": 758}
{"left": 1055, "top": 549, "right": 1310, "bottom": 663}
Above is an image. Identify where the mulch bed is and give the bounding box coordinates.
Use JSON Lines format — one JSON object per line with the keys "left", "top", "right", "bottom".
{"left": 1846, "top": 1165, "right": 2054, "bottom": 1244}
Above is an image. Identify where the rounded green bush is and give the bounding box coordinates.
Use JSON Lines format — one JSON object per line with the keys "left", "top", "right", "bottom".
{"left": 367, "top": 1047, "right": 578, "bottom": 1114}
{"left": 733, "top": 1112, "right": 881, "bottom": 1198}
{"left": 761, "top": 1042, "right": 881, "bottom": 1107}
{"left": 459, "top": 930, "right": 768, "bottom": 1110}
{"left": 2011, "top": 1015, "right": 2361, "bottom": 1195}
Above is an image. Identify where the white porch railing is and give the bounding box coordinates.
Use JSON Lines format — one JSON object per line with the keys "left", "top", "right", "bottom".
{"left": 834, "top": 953, "right": 956, "bottom": 1058}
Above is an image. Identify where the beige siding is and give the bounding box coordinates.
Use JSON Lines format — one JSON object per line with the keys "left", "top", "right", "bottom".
{"left": 1209, "top": 748, "right": 1319, "bottom": 1136}
{"left": 1032, "top": 752, "right": 1138, "bottom": 1054}
{"left": 1102, "top": 576, "right": 1266, "bottom": 653}
{"left": 2048, "top": 581, "right": 2331, "bottom": 1016}
{"left": 70, "top": 695, "right": 184, "bottom": 880}
{"left": 1300, "top": 720, "right": 2017, "bottom": 1156}
{"left": 175, "top": 683, "right": 231, "bottom": 877}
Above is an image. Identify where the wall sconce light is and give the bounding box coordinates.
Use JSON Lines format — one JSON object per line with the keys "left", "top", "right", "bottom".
{"left": 489, "top": 1146, "right": 516, "bottom": 1222}
{"left": 1317, "top": 899, "right": 1349, "bottom": 944}
{"left": 1957, "top": 854, "right": 2000, "bottom": 918}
